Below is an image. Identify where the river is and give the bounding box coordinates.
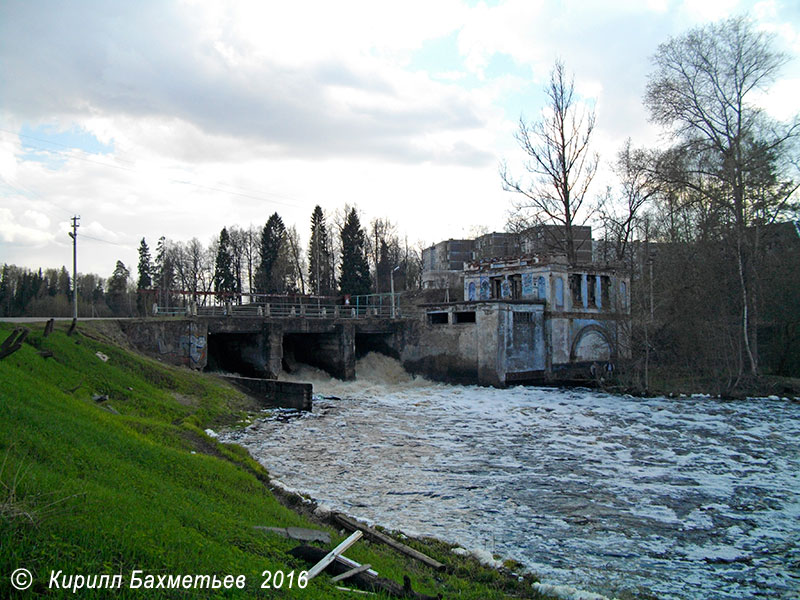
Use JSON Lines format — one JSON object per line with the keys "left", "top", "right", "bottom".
{"left": 219, "top": 354, "right": 800, "bottom": 600}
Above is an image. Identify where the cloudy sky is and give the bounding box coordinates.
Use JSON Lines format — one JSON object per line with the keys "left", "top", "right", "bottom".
{"left": 1, "top": 0, "right": 798, "bottom": 277}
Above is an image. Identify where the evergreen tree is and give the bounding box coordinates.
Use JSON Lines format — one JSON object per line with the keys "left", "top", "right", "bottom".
{"left": 339, "top": 208, "right": 371, "bottom": 297}
{"left": 44, "top": 268, "right": 59, "bottom": 296}
{"left": 137, "top": 238, "right": 153, "bottom": 290}
{"left": 0, "top": 265, "right": 9, "bottom": 317}
{"left": 137, "top": 238, "right": 153, "bottom": 316}
{"left": 108, "top": 260, "right": 130, "bottom": 316}
{"left": 256, "top": 213, "right": 286, "bottom": 294}
{"left": 308, "top": 205, "right": 333, "bottom": 295}
{"left": 57, "top": 266, "right": 71, "bottom": 298}
{"left": 213, "top": 227, "right": 236, "bottom": 297}
{"left": 154, "top": 236, "right": 175, "bottom": 307}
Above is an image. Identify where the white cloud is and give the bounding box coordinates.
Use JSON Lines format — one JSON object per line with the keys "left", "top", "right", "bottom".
{"left": 0, "top": 207, "right": 54, "bottom": 245}
{"left": 23, "top": 209, "right": 50, "bottom": 229}
{"left": 0, "top": 0, "right": 797, "bottom": 275}
{"left": 680, "top": 0, "right": 742, "bottom": 21}
{"left": 752, "top": 77, "right": 800, "bottom": 120}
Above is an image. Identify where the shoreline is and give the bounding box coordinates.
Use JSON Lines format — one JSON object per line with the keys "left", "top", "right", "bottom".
{"left": 218, "top": 410, "right": 630, "bottom": 600}
{"left": 223, "top": 383, "right": 800, "bottom": 600}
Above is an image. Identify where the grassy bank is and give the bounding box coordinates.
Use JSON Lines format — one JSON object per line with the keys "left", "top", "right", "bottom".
{"left": 0, "top": 321, "right": 546, "bottom": 599}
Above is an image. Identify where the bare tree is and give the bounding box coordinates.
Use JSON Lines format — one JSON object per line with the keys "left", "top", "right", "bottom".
{"left": 285, "top": 225, "right": 306, "bottom": 294}
{"left": 597, "top": 139, "right": 660, "bottom": 263}
{"left": 645, "top": 15, "right": 800, "bottom": 376}
{"left": 367, "top": 217, "right": 397, "bottom": 293}
{"left": 502, "top": 59, "right": 599, "bottom": 265}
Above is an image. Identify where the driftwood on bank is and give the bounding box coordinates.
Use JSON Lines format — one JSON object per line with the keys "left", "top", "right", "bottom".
{"left": 289, "top": 545, "right": 441, "bottom": 600}
{"left": 331, "top": 512, "right": 445, "bottom": 571}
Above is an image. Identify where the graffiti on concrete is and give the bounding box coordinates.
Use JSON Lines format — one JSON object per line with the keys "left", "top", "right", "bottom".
{"left": 479, "top": 276, "right": 490, "bottom": 300}
{"left": 179, "top": 334, "right": 207, "bottom": 366}
{"left": 521, "top": 273, "right": 534, "bottom": 298}
{"left": 154, "top": 325, "right": 207, "bottom": 369}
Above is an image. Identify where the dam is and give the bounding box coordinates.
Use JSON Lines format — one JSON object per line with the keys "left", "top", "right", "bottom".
{"left": 121, "top": 257, "right": 630, "bottom": 387}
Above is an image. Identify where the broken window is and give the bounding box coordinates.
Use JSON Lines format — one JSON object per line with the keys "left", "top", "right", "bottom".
{"left": 511, "top": 275, "right": 522, "bottom": 299}
{"left": 428, "top": 312, "right": 448, "bottom": 325}
{"left": 600, "top": 276, "right": 610, "bottom": 309}
{"left": 492, "top": 278, "right": 503, "bottom": 299}
{"left": 587, "top": 275, "right": 597, "bottom": 307}
{"left": 454, "top": 311, "right": 476, "bottom": 324}
{"left": 569, "top": 274, "right": 582, "bottom": 308}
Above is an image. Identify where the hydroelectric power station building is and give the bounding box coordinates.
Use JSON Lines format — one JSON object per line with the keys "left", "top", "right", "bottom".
{"left": 402, "top": 253, "right": 630, "bottom": 386}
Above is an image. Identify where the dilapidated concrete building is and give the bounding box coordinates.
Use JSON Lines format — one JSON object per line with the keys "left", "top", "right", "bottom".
{"left": 422, "top": 225, "right": 595, "bottom": 292}
{"left": 421, "top": 238, "right": 475, "bottom": 290}
{"left": 402, "top": 255, "right": 630, "bottom": 386}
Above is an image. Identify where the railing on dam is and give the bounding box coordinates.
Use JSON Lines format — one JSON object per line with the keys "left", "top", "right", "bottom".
{"left": 154, "top": 293, "right": 415, "bottom": 320}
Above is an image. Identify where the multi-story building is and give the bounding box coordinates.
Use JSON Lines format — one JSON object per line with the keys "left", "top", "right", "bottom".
{"left": 422, "top": 225, "right": 594, "bottom": 290}
{"left": 402, "top": 253, "right": 630, "bottom": 386}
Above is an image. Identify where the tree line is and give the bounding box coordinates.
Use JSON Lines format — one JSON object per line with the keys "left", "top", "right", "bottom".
{"left": 504, "top": 16, "right": 799, "bottom": 390}
{"left": 0, "top": 205, "right": 425, "bottom": 318}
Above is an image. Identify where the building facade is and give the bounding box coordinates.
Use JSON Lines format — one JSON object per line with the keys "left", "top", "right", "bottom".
{"left": 402, "top": 255, "right": 630, "bottom": 386}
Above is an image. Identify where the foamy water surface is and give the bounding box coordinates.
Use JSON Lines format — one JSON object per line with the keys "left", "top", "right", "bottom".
{"left": 220, "top": 354, "right": 800, "bottom": 600}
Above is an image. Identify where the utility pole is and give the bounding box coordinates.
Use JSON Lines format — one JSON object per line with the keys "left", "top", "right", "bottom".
{"left": 68, "top": 215, "right": 80, "bottom": 321}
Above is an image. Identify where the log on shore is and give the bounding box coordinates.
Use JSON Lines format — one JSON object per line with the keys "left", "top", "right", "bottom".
{"left": 331, "top": 512, "right": 445, "bottom": 571}
{"left": 289, "top": 545, "right": 441, "bottom": 600}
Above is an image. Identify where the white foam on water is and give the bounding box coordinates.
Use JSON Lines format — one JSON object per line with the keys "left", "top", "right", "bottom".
{"left": 221, "top": 355, "right": 800, "bottom": 600}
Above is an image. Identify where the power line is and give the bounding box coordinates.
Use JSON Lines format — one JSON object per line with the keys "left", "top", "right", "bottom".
{"left": 0, "top": 175, "right": 75, "bottom": 218}
{"left": 80, "top": 232, "right": 131, "bottom": 248}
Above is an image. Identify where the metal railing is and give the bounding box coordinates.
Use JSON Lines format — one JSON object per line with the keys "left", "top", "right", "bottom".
{"left": 159, "top": 293, "right": 414, "bottom": 320}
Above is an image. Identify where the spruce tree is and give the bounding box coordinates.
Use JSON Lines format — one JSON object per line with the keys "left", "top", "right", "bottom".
{"left": 339, "top": 208, "right": 371, "bottom": 297}
{"left": 256, "top": 213, "right": 286, "bottom": 293}
{"left": 308, "top": 205, "right": 333, "bottom": 295}
{"left": 108, "top": 260, "right": 130, "bottom": 316}
{"left": 137, "top": 238, "right": 152, "bottom": 290}
{"left": 213, "top": 227, "right": 236, "bottom": 296}
{"left": 136, "top": 238, "right": 153, "bottom": 316}
{"left": 154, "top": 236, "right": 175, "bottom": 307}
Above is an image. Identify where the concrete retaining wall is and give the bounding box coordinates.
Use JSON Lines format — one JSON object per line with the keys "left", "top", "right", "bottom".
{"left": 119, "top": 319, "right": 208, "bottom": 370}
{"left": 221, "top": 375, "right": 312, "bottom": 411}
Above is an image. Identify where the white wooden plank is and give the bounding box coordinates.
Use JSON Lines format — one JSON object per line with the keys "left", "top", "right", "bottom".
{"left": 330, "top": 563, "right": 372, "bottom": 583}
{"left": 336, "top": 554, "right": 379, "bottom": 577}
{"left": 334, "top": 586, "right": 376, "bottom": 596}
{"left": 306, "top": 530, "right": 363, "bottom": 581}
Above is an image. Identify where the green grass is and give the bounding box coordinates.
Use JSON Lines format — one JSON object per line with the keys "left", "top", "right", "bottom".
{"left": 0, "top": 321, "right": 546, "bottom": 599}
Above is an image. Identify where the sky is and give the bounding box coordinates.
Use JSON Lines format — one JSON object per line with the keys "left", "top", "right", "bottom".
{"left": 1, "top": 0, "right": 798, "bottom": 277}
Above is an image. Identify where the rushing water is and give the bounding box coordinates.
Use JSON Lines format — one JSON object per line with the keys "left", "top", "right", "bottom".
{"left": 220, "top": 354, "right": 800, "bottom": 600}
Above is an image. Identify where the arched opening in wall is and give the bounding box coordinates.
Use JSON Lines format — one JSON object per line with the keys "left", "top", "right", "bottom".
{"left": 206, "top": 332, "right": 267, "bottom": 377}
{"left": 571, "top": 326, "right": 613, "bottom": 363}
